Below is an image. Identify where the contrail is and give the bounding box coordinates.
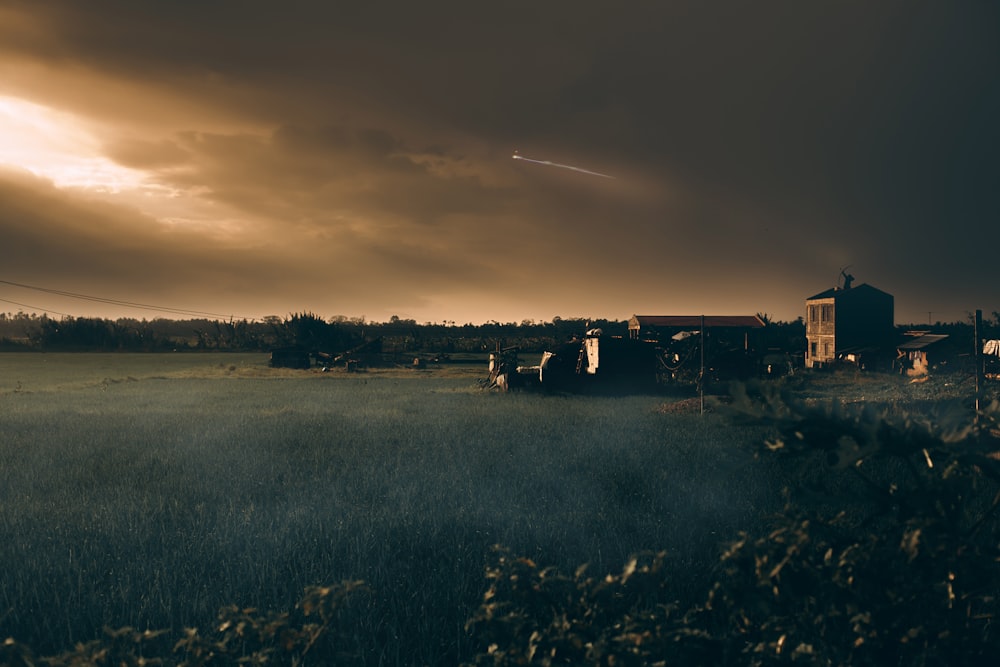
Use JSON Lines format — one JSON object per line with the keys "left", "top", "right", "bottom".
{"left": 512, "top": 151, "right": 615, "bottom": 179}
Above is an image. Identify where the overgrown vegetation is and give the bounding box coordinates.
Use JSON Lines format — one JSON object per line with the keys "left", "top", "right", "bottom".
{"left": 462, "top": 383, "right": 1000, "bottom": 666}
{"left": 2, "top": 582, "right": 367, "bottom": 667}
{"left": 0, "top": 359, "right": 771, "bottom": 665}
{"left": 1, "top": 357, "right": 996, "bottom": 665}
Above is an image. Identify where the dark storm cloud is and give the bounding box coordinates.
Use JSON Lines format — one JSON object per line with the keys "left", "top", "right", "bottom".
{"left": 139, "top": 123, "right": 520, "bottom": 234}
{"left": 0, "top": 168, "right": 251, "bottom": 290}
{"left": 0, "top": 1, "right": 998, "bottom": 322}
{"left": 0, "top": 169, "right": 496, "bottom": 319}
{"left": 550, "top": 4, "right": 1000, "bottom": 222}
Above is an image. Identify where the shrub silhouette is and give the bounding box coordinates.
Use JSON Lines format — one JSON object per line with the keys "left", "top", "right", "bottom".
{"left": 2, "top": 582, "right": 368, "bottom": 667}
{"left": 462, "top": 385, "right": 1000, "bottom": 666}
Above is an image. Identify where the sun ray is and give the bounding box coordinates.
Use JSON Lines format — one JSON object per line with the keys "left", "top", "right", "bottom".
{"left": 0, "top": 95, "right": 145, "bottom": 192}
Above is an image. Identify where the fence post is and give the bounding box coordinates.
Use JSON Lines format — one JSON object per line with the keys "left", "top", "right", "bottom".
{"left": 975, "top": 309, "right": 984, "bottom": 414}
{"left": 700, "top": 315, "right": 705, "bottom": 415}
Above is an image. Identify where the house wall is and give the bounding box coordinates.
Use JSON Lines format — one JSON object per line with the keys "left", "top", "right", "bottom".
{"left": 835, "top": 289, "right": 894, "bottom": 350}
{"left": 804, "top": 286, "right": 894, "bottom": 369}
{"left": 805, "top": 298, "right": 837, "bottom": 367}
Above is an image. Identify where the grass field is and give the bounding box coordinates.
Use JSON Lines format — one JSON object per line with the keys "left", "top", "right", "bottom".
{"left": 1, "top": 353, "right": 987, "bottom": 664}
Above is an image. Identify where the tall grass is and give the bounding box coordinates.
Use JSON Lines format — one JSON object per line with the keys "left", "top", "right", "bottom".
{"left": 0, "top": 355, "right": 780, "bottom": 664}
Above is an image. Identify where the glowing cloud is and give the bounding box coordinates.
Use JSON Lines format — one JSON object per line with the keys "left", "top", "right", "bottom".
{"left": 0, "top": 96, "right": 145, "bottom": 192}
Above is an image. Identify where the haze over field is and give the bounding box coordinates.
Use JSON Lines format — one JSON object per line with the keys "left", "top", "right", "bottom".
{"left": 0, "top": 1, "right": 997, "bottom": 325}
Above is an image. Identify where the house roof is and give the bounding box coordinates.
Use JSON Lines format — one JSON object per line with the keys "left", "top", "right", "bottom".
{"left": 629, "top": 315, "right": 765, "bottom": 329}
{"left": 806, "top": 283, "right": 892, "bottom": 301}
{"left": 897, "top": 334, "right": 950, "bottom": 351}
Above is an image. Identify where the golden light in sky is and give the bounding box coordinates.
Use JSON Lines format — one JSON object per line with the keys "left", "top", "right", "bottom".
{"left": 0, "top": 95, "right": 145, "bottom": 192}
{"left": 0, "top": 3, "right": 996, "bottom": 325}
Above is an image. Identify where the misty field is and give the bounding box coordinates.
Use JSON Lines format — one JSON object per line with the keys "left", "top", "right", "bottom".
{"left": 0, "top": 353, "right": 785, "bottom": 663}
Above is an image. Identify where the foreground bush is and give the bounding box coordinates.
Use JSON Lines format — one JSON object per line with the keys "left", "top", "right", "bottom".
{"left": 2, "top": 582, "right": 367, "bottom": 667}
{"left": 462, "top": 386, "right": 1000, "bottom": 666}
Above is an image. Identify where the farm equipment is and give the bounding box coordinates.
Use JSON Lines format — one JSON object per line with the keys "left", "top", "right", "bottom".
{"left": 485, "top": 320, "right": 766, "bottom": 394}
{"left": 271, "top": 337, "right": 384, "bottom": 370}
{"left": 485, "top": 330, "right": 660, "bottom": 393}
{"left": 317, "top": 336, "right": 383, "bottom": 370}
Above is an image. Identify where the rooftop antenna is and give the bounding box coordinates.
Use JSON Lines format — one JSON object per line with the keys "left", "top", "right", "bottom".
{"left": 839, "top": 264, "right": 854, "bottom": 290}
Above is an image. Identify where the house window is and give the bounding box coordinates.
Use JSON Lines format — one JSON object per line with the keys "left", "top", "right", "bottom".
{"left": 810, "top": 342, "right": 817, "bottom": 357}
{"left": 809, "top": 305, "right": 817, "bottom": 323}
{"left": 820, "top": 304, "right": 834, "bottom": 322}
{"left": 823, "top": 342, "right": 831, "bottom": 357}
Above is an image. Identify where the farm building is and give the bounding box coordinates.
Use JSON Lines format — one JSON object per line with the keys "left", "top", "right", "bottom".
{"left": 628, "top": 314, "right": 767, "bottom": 382}
{"left": 896, "top": 333, "right": 951, "bottom": 376}
{"left": 985, "top": 339, "right": 1000, "bottom": 379}
{"left": 628, "top": 315, "right": 766, "bottom": 342}
{"left": 804, "top": 282, "right": 894, "bottom": 369}
{"left": 486, "top": 330, "right": 660, "bottom": 393}
{"left": 269, "top": 346, "right": 312, "bottom": 369}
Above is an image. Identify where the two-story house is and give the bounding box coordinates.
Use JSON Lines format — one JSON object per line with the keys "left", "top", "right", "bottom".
{"left": 805, "top": 282, "right": 894, "bottom": 369}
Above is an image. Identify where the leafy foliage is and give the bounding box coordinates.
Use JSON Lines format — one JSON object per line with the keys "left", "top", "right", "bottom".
{"left": 462, "top": 548, "right": 724, "bottom": 666}
{"left": 269, "top": 312, "right": 359, "bottom": 354}
{"left": 700, "top": 384, "right": 1000, "bottom": 666}
{"left": 172, "top": 581, "right": 367, "bottom": 666}
{"left": 1, "top": 582, "right": 367, "bottom": 667}
{"left": 462, "top": 383, "right": 1000, "bottom": 665}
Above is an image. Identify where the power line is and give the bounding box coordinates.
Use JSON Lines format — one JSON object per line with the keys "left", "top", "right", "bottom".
{"left": 0, "top": 296, "right": 73, "bottom": 318}
{"left": 0, "top": 279, "right": 246, "bottom": 320}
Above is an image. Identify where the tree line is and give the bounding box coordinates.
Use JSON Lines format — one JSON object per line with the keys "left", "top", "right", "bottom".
{"left": 2, "top": 309, "right": 994, "bottom": 356}
{"left": 0, "top": 312, "right": 637, "bottom": 354}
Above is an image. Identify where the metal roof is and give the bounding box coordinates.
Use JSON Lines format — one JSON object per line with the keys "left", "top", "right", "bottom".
{"left": 897, "top": 334, "right": 950, "bottom": 350}
{"left": 629, "top": 315, "right": 765, "bottom": 329}
{"left": 806, "top": 283, "right": 892, "bottom": 301}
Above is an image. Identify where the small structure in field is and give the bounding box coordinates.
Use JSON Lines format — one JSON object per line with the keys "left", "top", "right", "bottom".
{"left": 629, "top": 314, "right": 766, "bottom": 383}
{"left": 269, "top": 346, "right": 311, "bottom": 369}
{"left": 486, "top": 331, "right": 661, "bottom": 393}
{"left": 804, "top": 276, "right": 894, "bottom": 369}
{"left": 318, "top": 337, "right": 384, "bottom": 371}
{"left": 628, "top": 315, "right": 765, "bottom": 342}
{"left": 896, "top": 333, "right": 951, "bottom": 376}
{"left": 486, "top": 314, "right": 775, "bottom": 393}
{"left": 984, "top": 340, "right": 1000, "bottom": 379}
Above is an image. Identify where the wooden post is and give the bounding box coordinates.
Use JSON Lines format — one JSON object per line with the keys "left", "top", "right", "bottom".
{"left": 975, "top": 309, "right": 983, "bottom": 414}
{"left": 700, "top": 314, "right": 705, "bottom": 415}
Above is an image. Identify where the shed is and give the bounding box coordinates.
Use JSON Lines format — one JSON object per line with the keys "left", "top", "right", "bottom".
{"left": 628, "top": 315, "right": 765, "bottom": 340}
{"left": 628, "top": 314, "right": 766, "bottom": 382}
{"left": 269, "top": 346, "right": 311, "bottom": 369}
{"left": 896, "top": 334, "right": 950, "bottom": 376}
{"left": 985, "top": 340, "right": 1000, "bottom": 378}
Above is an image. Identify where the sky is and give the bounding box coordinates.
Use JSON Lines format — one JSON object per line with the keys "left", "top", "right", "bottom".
{"left": 0, "top": 1, "right": 997, "bottom": 326}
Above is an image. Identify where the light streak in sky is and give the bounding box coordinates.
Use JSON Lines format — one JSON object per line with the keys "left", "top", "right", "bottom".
{"left": 0, "top": 96, "right": 145, "bottom": 192}
{"left": 511, "top": 150, "right": 615, "bottom": 179}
